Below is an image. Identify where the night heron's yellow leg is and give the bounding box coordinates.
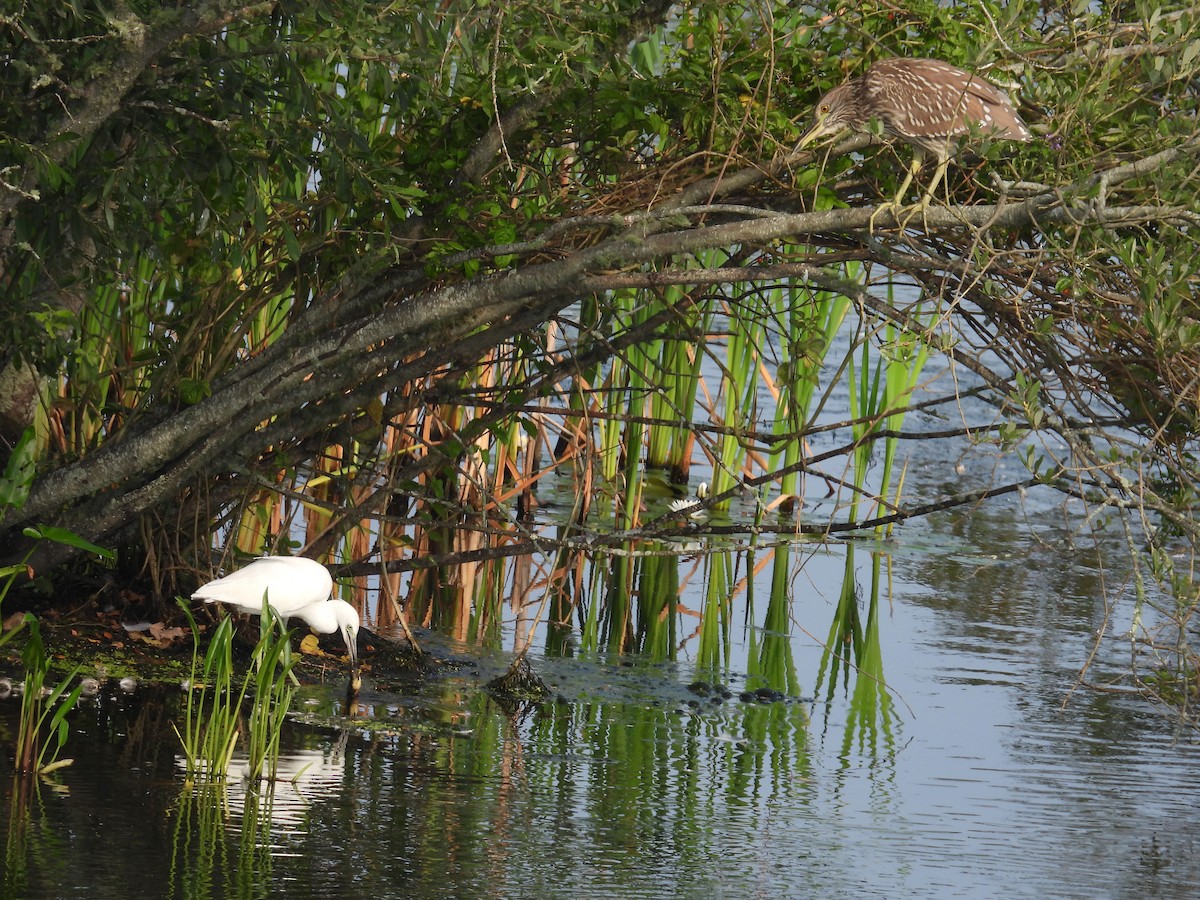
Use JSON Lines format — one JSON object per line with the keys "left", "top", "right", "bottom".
{"left": 896, "top": 153, "right": 949, "bottom": 232}
{"left": 922, "top": 156, "right": 950, "bottom": 209}
{"left": 869, "top": 149, "right": 923, "bottom": 233}
{"left": 868, "top": 197, "right": 903, "bottom": 232}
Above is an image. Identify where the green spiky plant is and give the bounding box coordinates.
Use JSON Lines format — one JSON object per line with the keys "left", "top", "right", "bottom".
{"left": 244, "top": 606, "right": 297, "bottom": 784}
{"left": 13, "top": 616, "right": 83, "bottom": 776}
{"left": 0, "top": 439, "right": 110, "bottom": 777}
{"left": 175, "top": 598, "right": 297, "bottom": 786}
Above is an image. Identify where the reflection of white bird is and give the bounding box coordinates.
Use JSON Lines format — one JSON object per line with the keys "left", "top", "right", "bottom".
{"left": 177, "top": 738, "right": 351, "bottom": 833}
{"left": 193, "top": 556, "right": 360, "bottom": 688}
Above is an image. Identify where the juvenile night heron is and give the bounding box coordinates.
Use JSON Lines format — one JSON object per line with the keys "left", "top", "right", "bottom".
{"left": 795, "top": 58, "right": 1030, "bottom": 225}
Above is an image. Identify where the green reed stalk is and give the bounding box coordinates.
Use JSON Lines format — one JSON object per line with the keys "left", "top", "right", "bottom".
{"left": 175, "top": 605, "right": 243, "bottom": 784}
{"left": 0, "top": 525, "right": 108, "bottom": 776}
{"left": 637, "top": 301, "right": 671, "bottom": 472}
{"left": 469, "top": 554, "right": 508, "bottom": 647}
{"left": 846, "top": 328, "right": 884, "bottom": 524}
{"left": 246, "top": 272, "right": 294, "bottom": 351}
{"left": 645, "top": 285, "right": 707, "bottom": 477}
{"left": 697, "top": 550, "right": 733, "bottom": 670}
{"left": 771, "top": 286, "right": 851, "bottom": 505}
{"left": 620, "top": 391, "right": 647, "bottom": 531}
{"left": 579, "top": 556, "right": 605, "bottom": 655}
{"left": 604, "top": 553, "right": 634, "bottom": 653}
{"left": 845, "top": 303, "right": 931, "bottom": 528}
{"left": 710, "top": 292, "right": 764, "bottom": 510}
{"left": 648, "top": 337, "right": 685, "bottom": 471}
{"left": 176, "top": 598, "right": 298, "bottom": 785}
{"left": 65, "top": 251, "right": 167, "bottom": 452}
{"left": 599, "top": 348, "right": 626, "bottom": 486}
{"left": 611, "top": 288, "right": 660, "bottom": 528}
{"left": 635, "top": 552, "right": 677, "bottom": 660}
{"left": 563, "top": 292, "right": 606, "bottom": 458}
{"left": 12, "top": 616, "right": 83, "bottom": 775}
{"left": 244, "top": 606, "right": 297, "bottom": 784}
{"left": 876, "top": 320, "right": 929, "bottom": 533}
{"left": 70, "top": 280, "right": 125, "bottom": 450}
{"left": 673, "top": 303, "right": 715, "bottom": 474}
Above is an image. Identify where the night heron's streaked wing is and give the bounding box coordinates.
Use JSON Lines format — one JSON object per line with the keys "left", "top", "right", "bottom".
{"left": 859, "top": 58, "right": 1030, "bottom": 150}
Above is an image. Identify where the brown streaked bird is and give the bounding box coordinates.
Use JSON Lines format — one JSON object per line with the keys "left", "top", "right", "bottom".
{"left": 795, "top": 57, "right": 1030, "bottom": 226}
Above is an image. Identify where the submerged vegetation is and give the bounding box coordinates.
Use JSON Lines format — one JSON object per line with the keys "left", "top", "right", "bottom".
{"left": 0, "top": 1, "right": 1198, "bottom": 724}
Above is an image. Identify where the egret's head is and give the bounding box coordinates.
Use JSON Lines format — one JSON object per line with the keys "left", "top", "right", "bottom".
{"left": 294, "top": 598, "right": 361, "bottom": 689}
{"left": 330, "top": 600, "right": 360, "bottom": 668}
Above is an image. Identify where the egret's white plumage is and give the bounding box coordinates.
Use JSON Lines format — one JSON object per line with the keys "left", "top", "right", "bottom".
{"left": 193, "top": 556, "right": 360, "bottom": 679}
{"left": 192, "top": 556, "right": 334, "bottom": 616}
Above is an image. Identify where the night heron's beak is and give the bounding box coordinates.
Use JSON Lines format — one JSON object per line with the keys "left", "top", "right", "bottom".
{"left": 794, "top": 114, "right": 841, "bottom": 153}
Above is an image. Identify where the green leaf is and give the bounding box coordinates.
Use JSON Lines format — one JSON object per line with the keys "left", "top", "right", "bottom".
{"left": 283, "top": 224, "right": 302, "bottom": 261}
{"left": 178, "top": 378, "right": 212, "bottom": 405}
{"left": 0, "top": 427, "right": 37, "bottom": 510}
{"left": 29, "top": 525, "right": 116, "bottom": 560}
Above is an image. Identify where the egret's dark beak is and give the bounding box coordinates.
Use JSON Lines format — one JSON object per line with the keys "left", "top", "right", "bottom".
{"left": 343, "top": 624, "right": 361, "bottom": 695}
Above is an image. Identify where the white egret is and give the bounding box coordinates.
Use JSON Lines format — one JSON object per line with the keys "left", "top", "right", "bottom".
{"left": 193, "top": 556, "right": 360, "bottom": 688}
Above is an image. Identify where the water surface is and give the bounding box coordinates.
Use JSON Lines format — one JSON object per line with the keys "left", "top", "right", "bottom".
{"left": 3, "top": 510, "right": 1197, "bottom": 899}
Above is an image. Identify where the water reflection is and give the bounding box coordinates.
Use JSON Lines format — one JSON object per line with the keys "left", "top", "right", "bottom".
{"left": 2, "top": 526, "right": 1200, "bottom": 897}
{"left": 166, "top": 741, "right": 354, "bottom": 897}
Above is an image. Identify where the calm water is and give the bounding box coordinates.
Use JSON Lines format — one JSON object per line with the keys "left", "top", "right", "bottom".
{"left": 2, "top": 504, "right": 1197, "bottom": 899}
{"left": 3, "top": 332, "right": 1198, "bottom": 898}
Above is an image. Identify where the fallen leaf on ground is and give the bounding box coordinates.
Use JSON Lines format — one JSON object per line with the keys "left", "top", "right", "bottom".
{"left": 129, "top": 622, "right": 188, "bottom": 649}
{"left": 149, "top": 622, "right": 187, "bottom": 642}
{"left": 299, "top": 634, "right": 322, "bottom": 655}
